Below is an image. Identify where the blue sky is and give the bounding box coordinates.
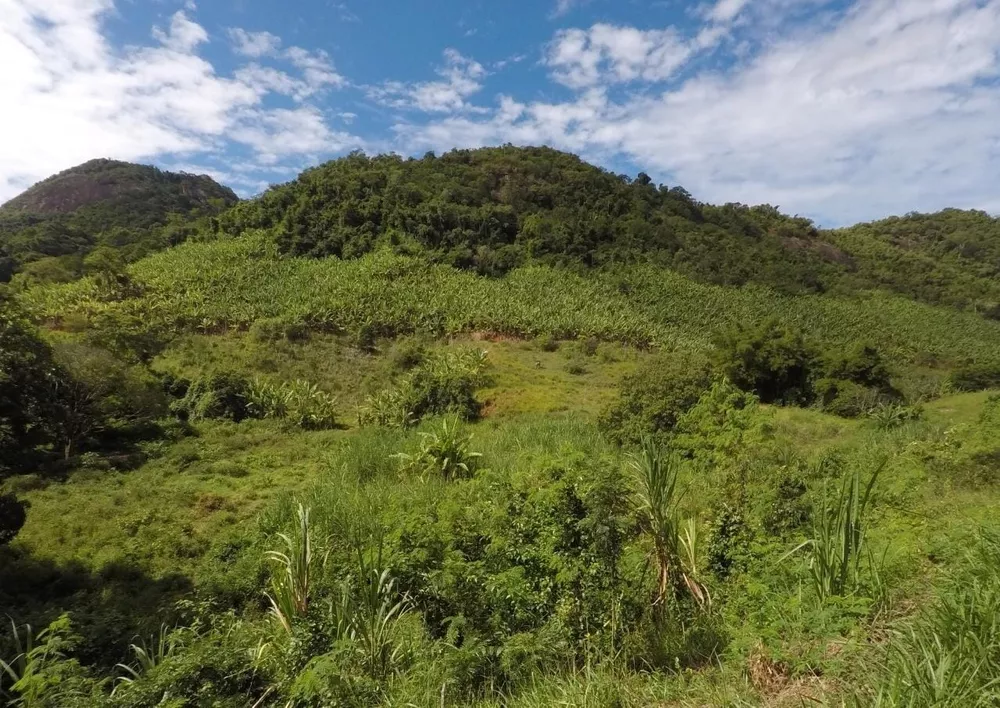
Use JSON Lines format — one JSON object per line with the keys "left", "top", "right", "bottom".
{"left": 3, "top": 0, "right": 1000, "bottom": 225}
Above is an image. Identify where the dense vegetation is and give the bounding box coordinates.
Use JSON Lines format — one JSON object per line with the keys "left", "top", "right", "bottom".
{"left": 218, "top": 146, "right": 1000, "bottom": 315}
{"left": 0, "top": 159, "right": 237, "bottom": 285}
{"left": 3, "top": 146, "right": 1000, "bottom": 706}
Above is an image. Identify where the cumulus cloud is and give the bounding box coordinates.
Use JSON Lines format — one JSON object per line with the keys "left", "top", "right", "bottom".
{"left": 227, "top": 28, "right": 282, "bottom": 57}
{"left": 285, "top": 46, "right": 346, "bottom": 92}
{"left": 400, "top": 0, "right": 1000, "bottom": 224}
{"left": 545, "top": 24, "right": 707, "bottom": 88}
{"left": 368, "top": 49, "right": 486, "bottom": 112}
{"left": 0, "top": 1, "right": 357, "bottom": 201}
{"left": 705, "top": 0, "right": 752, "bottom": 24}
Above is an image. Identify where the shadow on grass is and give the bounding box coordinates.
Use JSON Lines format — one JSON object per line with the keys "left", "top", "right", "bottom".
{"left": 0, "top": 547, "right": 193, "bottom": 668}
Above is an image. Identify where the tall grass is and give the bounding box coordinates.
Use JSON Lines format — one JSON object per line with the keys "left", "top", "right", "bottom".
{"left": 785, "top": 458, "right": 885, "bottom": 601}
{"left": 870, "top": 532, "right": 1000, "bottom": 706}
{"left": 630, "top": 441, "right": 710, "bottom": 609}
{"left": 265, "top": 503, "right": 317, "bottom": 634}
{"left": 112, "top": 624, "right": 181, "bottom": 694}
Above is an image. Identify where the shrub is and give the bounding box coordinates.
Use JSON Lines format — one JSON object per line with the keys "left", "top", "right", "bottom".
{"left": 0, "top": 492, "right": 26, "bottom": 545}
{"left": 248, "top": 317, "right": 308, "bottom": 343}
{"left": 713, "top": 319, "right": 816, "bottom": 405}
{"left": 50, "top": 341, "right": 167, "bottom": 459}
{"left": 763, "top": 476, "right": 811, "bottom": 536}
{"left": 823, "top": 343, "right": 893, "bottom": 391}
{"left": 536, "top": 334, "right": 559, "bottom": 352}
{"left": 949, "top": 360, "right": 1000, "bottom": 392}
{"left": 387, "top": 338, "right": 427, "bottom": 372}
{"left": 393, "top": 419, "right": 482, "bottom": 481}
{"left": 815, "top": 378, "right": 883, "bottom": 418}
{"left": 171, "top": 371, "right": 255, "bottom": 423}
{"left": 360, "top": 349, "right": 490, "bottom": 427}
{"left": 599, "top": 354, "right": 713, "bottom": 446}
{"left": 580, "top": 336, "right": 600, "bottom": 357}
{"left": 247, "top": 378, "right": 339, "bottom": 430}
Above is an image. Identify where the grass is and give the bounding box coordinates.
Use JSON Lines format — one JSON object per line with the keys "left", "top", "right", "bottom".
{"left": 5, "top": 328, "right": 1000, "bottom": 705}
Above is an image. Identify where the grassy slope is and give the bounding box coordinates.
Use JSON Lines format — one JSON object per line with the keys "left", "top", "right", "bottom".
{"left": 6, "top": 331, "right": 1000, "bottom": 703}
{"left": 24, "top": 231, "right": 1000, "bottom": 365}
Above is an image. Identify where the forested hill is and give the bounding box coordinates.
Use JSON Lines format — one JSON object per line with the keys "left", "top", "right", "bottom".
{"left": 218, "top": 145, "right": 1000, "bottom": 314}
{"left": 0, "top": 159, "right": 238, "bottom": 284}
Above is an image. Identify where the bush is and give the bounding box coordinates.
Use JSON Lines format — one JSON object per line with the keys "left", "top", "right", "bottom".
{"left": 171, "top": 371, "right": 256, "bottom": 423}
{"left": 246, "top": 378, "right": 338, "bottom": 430}
{"left": 713, "top": 319, "right": 816, "bottom": 405}
{"left": 50, "top": 341, "right": 167, "bottom": 459}
{"left": 0, "top": 492, "right": 26, "bottom": 545}
{"left": 949, "top": 360, "right": 1000, "bottom": 392}
{"left": 248, "top": 317, "right": 308, "bottom": 343}
{"left": 387, "top": 338, "right": 428, "bottom": 372}
{"left": 536, "top": 334, "right": 559, "bottom": 352}
{"left": 394, "top": 418, "right": 482, "bottom": 481}
{"left": 599, "top": 354, "right": 713, "bottom": 446}
{"left": 360, "top": 349, "right": 491, "bottom": 427}
{"left": 815, "top": 378, "right": 883, "bottom": 418}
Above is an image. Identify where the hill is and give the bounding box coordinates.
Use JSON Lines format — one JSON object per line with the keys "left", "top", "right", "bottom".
{"left": 217, "top": 145, "right": 1000, "bottom": 315}
{"left": 0, "top": 159, "right": 238, "bottom": 283}
{"left": 4, "top": 145, "right": 1000, "bottom": 707}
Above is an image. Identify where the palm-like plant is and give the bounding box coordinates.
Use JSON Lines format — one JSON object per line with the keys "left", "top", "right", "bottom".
{"left": 394, "top": 418, "right": 482, "bottom": 481}
{"left": 630, "top": 440, "right": 710, "bottom": 609}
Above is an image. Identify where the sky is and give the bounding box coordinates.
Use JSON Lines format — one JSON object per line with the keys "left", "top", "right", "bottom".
{"left": 2, "top": 0, "right": 1000, "bottom": 226}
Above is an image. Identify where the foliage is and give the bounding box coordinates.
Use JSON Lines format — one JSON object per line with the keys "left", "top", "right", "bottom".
{"left": 393, "top": 418, "right": 482, "bottom": 481}
{"left": 948, "top": 359, "right": 1000, "bottom": 392}
{"left": 266, "top": 503, "right": 317, "bottom": 634}
{"left": 869, "top": 532, "right": 1000, "bottom": 707}
{"left": 247, "top": 378, "right": 338, "bottom": 430}
{"left": 170, "top": 370, "right": 256, "bottom": 423}
{"left": 0, "top": 293, "right": 62, "bottom": 471}
{"left": 713, "top": 319, "right": 816, "bottom": 405}
{"left": 785, "top": 459, "right": 885, "bottom": 601}
{"left": 630, "top": 441, "right": 710, "bottom": 609}
{"left": 0, "top": 159, "right": 237, "bottom": 283}
{"left": 0, "top": 492, "right": 27, "bottom": 545}
{"left": 0, "top": 615, "right": 96, "bottom": 707}
{"left": 50, "top": 341, "right": 166, "bottom": 459}
{"left": 23, "top": 231, "right": 1000, "bottom": 369}
{"left": 218, "top": 147, "right": 834, "bottom": 291}
{"left": 599, "top": 354, "right": 713, "bottom": 446}
{"left": 360, "top": 348, "right": 490, "bottom": 426}
{"left": 112, "top": 625, "right": 182, "bottom": 694}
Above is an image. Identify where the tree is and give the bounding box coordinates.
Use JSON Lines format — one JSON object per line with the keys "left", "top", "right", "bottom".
{"left": 0, "top": 292, "right": 62, "bottom": 472}
{"left": 50, "top": 341, "right": 165, "bottom": 459}
{"left": 0, "top": 492, "right": 26, "bottom": 545}
{"left": 713, "top": 319, "right": 817, "bottom": 405}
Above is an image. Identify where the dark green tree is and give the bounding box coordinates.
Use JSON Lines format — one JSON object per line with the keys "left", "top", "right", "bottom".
{"left": 0, "top": 291, "right": 62, "bottom": 471}
{"left": 713, "top": 320, "right": 817, "bottom": 405}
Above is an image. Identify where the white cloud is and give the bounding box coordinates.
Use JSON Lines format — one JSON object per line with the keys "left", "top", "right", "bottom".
{"left": 227, "top": 28, "right": 281, "bottom": 57}
{"left": 0, "top": 0, "right": 357, "bottom": 201}
{"left": 552, "top": 0, "right": 581, "bottom": 17}
{"left": 152, "top": 10, "right": 208, "bottom": 53}
{"left": 285, "top": 46, "right": 346, "bottom": 92}
{"left": 705, "top": 0, "right": 751, "bottom": 23}
{"left": 229, "top": 106, "right": 360, "bottom": 165}
{"left": 401, "top": 0, "right": 1000, "bottom": 225}
{"left": 368, "top": 49, "right": 486, "bottom": 112}
{"left": 545, "top": 23, "right": 714, "bottom": 89}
